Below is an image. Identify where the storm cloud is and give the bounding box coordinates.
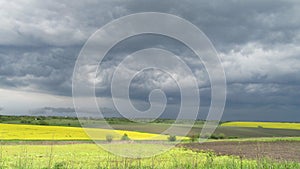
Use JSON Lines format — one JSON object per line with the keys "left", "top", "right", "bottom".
{"left": 0, "top": 0, "right": 300, "bottom": 121}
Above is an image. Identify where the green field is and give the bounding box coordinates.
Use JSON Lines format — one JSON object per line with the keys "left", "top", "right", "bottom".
{"left": 0, "top": 143, "right": 299, "bottom": 169}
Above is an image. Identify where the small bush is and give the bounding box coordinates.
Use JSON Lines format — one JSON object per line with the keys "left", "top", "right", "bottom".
{"left": 189, "top": 135, "right": 199, "bottom": 142}
{"left": 210, "top": 133, "right": 226, "bottom": 139}
{"left": 219, "top": 133, "right": 226, "bottom": 139}
{"left": 106, "top": 134, "right": 113, "bottom": 142}
{"left": 210, "top": 134, "right": 219, "bottom": 139}
{"left": 168, "top": 135, "right": 176, "bottom": 142}
{"left": 121, "top": 133, "right": 130, "bottom": 141}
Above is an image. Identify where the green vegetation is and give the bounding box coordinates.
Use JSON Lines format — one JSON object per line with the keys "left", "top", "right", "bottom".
{"left": 0, "top": 115, "right": 81, "bottom": 127}
{"left": 210, "top": 133, "right": 226, "bottom": 139}
{"left": 167, "top": 135, "right": 176, "bottom": 142}
{"left": 0, "top": 143, "right": 298, "bottom": 169}
{"left": 121, "top": 133, "right": 130, "bottom": 141}
{"left": 106, "top": 134, "right": 113, "bottom": 142}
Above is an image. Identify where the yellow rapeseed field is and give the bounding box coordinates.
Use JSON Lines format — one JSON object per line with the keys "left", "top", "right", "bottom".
{"left": 0, "top": 123, "right": 173, "bottom": 140}
{"left": 221, "top": 121, "right": 300, "bottom": 130}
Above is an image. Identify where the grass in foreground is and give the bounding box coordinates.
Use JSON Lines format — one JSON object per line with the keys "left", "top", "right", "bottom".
{"left": 221, "top": 121, "right": 300, "bottom": 130}
{"left": 0, "top": 143, "right": 299, "bottom": 169}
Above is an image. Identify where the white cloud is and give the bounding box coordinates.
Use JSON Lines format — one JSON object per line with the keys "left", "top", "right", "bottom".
{"left": 220, "top": 42, "right": 300, "bottom": 83}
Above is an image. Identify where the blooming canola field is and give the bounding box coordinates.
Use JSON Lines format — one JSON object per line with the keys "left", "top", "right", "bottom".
{"left": 221, "top": 121, "right": 300, "bottom": 130}
{"left": 0, "top": 123, "right": 171, "bottom": 140}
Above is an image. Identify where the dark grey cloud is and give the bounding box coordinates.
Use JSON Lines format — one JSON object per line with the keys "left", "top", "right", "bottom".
{"left": 1, "top": 0, "right": 299, "bottom": 48}
{"left": 0, "top": 46, "right": 80, "bottom": 96}
{"left": 0, "top": 0, "right": 128, "bottom": 47}
{"left": 123, "top": 0, "right": 300, "bottom": 50}
{"left": 0, "top": 0, "right": 300, "bottom": 121}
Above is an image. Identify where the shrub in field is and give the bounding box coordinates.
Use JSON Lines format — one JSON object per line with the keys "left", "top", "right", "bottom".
{"left": 218, "top": 133, "right": 226, "bottom": 139}
{"left": 121, "top": 133, "right": 130, "bottom": 141}
{"left": 168, "top": 135, "right": 176, "bottom": 142}
{"left": 210, "top": 133, "right": 226, "bottom": 139}
{"left": 106, "top": 134, "right": 113, "bottom": 142}
{"left": 210, "top": 134, "right": 219, "bottom": 139}
{"left": 189, "top": 135, "right": 199, "bottom": 142}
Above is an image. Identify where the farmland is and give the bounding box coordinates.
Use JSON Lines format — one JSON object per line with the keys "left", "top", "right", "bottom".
{"left": 0, "top": 143, "right": 299, "bottom": 169}
{"left": 0, "top": 116, "right": 300, "bottom": 168}
{"left": 1, "top": 116, "right": 300, "bottom": 138}
{"left": 221, "top": 121, "right": 300, "bottom": 130}
{"left": 0, "top": 123, "right": 173, "bottom": 141}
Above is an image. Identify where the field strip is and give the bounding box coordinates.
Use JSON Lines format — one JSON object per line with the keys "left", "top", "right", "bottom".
{"left": 0, "top": 123, "right": 187, "bottom": 141}
{"left": 221, "top": 121, "right": 300, "bottom": 130}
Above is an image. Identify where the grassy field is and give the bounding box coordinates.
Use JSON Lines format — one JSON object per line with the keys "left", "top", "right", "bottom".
{"left": 0, "top": 123, "right": 175, "bottom": 141}
{"left": 221, "top": 121, "right": 300, "bottom": 130}
{"left": 0, "top": 143, "right": 299, "bottom": 169}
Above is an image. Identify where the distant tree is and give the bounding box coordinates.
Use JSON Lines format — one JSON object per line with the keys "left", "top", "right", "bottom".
{"left": 210, "top": 133, "right": 226, "bottom": 139}
{"left": 168, "top": 135, "right": 176, "bottom": 142}
{"left": 218, "top": 133, "right": 226, "bottom": 139}
{"left": 121, "top": 133, "right": 130, "bottom": 141}
{"left": 190, "top": 135, "right": 199, "bottom": 142}
{"left": 106, "top": 134, "right": 113, "bottom": 142}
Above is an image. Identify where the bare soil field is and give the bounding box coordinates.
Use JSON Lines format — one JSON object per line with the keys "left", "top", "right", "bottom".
{"left": 179, "top": 141, "right": 300, "bottom": 162}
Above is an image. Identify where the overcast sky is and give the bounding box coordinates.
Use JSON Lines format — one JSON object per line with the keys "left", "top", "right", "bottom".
{"left": 0, "top": 0, "right": 300, "bottom": 121}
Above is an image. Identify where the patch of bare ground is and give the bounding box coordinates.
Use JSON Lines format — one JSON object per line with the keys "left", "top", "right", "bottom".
{"left": 178, "top": 141, "right": 300, "bottom": 162}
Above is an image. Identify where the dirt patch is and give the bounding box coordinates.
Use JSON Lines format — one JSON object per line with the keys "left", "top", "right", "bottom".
{"left": 178, "top": 141, "right": 300, "bottom": 162}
